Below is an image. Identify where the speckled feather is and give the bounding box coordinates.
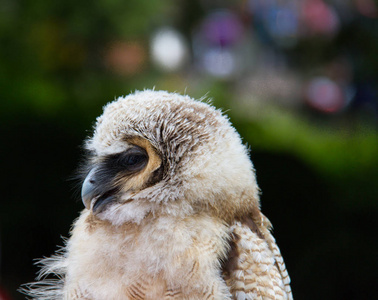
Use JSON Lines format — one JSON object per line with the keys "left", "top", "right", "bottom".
{"left": 21, "top": 90, "right": 292, "bottom": 299}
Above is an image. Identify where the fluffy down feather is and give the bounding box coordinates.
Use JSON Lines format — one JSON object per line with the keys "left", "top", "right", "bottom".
{"left": 21, "top": 90, "right": 292, "bottom": 299}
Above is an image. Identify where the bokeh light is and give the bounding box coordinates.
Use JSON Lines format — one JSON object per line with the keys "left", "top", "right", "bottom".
{"left": 151, "top": 27, "right": 189, "bottom": 72}
{"left": 305, "top": 76, "right": 345, "bottom": 113}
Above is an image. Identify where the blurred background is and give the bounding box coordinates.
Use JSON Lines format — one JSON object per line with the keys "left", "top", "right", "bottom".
{"left": 1, "top": 0, "right": 377, "bottom": 299}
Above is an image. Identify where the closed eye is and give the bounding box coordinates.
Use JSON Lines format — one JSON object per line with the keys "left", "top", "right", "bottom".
{"left": 106, "top": 146, "right": 149, "bottom": 174}
{"left": 119, "top": 152, "right": 148, "bottom": 168}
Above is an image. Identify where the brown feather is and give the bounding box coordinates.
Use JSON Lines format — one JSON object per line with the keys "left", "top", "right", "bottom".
{"left": 223, "top": 217, "right": 293, "bottom": 300}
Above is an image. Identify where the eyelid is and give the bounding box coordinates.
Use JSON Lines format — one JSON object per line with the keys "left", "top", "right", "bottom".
{"left": 125, "top": 145, "right": 147, "bottom": 156}
{"left": 119, "top": 151, "right": 147, "bottom": 166}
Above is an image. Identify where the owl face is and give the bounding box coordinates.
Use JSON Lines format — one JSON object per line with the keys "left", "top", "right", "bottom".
{"left": 81, "top": 137, "right": 161, "bottom": 214}
{"left": 81, "top": 90, "right": 259, "bottom": 225}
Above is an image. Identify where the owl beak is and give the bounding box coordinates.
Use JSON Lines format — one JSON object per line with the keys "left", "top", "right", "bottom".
{"left": 82, "top": 168, "right": 97, "bottom": 210}
{"left": 81, "top": 168, "right": 119, "bottom": 214}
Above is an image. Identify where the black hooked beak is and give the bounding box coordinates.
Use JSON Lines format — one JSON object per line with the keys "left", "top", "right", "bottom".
{"left": 81, "top": 168, "right": 118, "bottom": 214}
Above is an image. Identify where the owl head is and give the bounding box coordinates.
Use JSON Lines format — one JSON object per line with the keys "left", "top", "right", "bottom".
{"left": 81, "top": 90, "right": 260, "bottom": 225}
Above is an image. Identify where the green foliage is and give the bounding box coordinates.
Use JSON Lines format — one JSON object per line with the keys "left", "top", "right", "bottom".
{"left": 0, "top": 0, "right": 168, "bottom": 117}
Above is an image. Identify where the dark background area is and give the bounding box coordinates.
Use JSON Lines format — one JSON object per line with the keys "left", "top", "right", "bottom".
{"left": 1, "top": 0, "right": 377, "bottom": 299}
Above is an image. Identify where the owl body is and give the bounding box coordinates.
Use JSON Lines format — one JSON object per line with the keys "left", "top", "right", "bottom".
{"left": 63, "top": 210, "right": 231, "bottom": 299}
{"left": 22, "top": 90, "right": 292, "bottom": 299}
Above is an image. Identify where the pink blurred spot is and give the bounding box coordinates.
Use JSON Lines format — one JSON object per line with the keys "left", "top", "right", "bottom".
{"left": 301, "top": 0, "right": 340, "bottom": 36}
{"left": 305, "top": 77, "right": 345, "bottom": 113}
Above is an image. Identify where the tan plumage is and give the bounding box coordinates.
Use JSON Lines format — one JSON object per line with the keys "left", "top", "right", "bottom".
{"left": 22, "top": 90, "right": 293, "bottom": 299}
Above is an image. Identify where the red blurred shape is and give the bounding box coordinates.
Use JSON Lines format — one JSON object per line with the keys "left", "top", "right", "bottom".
{"left": 355, "top": 0, "right": 378, "bottom": 18}
{"left": 104, "top": 41, "right": 146, "bottom": 76}
{"left": 0, "top": 286, "right": 12, "bottom": 300}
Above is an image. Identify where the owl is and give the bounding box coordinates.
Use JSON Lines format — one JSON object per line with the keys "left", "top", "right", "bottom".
{"left": 22, "top": 90, "right": 293, "bottom": 299}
